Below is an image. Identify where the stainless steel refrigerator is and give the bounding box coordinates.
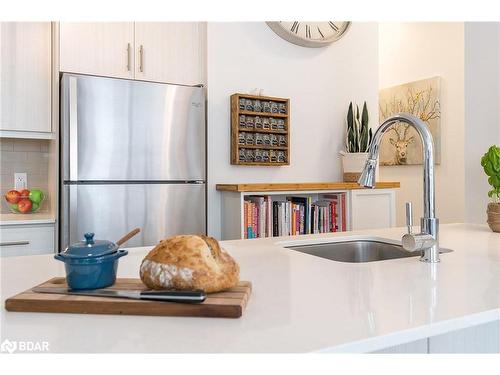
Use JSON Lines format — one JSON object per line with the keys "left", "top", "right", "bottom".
{"left": 60, "top": 73, "right": 206, "bottom": 249}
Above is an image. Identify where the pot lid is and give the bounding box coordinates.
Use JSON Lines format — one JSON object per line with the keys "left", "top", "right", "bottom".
{"left": 61, "top": 233, "right": 118, "bottom": 258}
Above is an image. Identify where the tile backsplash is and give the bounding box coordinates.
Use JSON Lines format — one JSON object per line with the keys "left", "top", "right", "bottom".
{"left": 0, "top": 138, "right": 51, "bottom": 213}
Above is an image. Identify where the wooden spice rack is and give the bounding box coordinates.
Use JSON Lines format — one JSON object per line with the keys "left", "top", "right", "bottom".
{"left": 230, "top": 93, "right": 290, "bottom": 166}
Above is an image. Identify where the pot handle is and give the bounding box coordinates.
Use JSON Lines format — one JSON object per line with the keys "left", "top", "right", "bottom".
{"left": 116, "top": 249, "right": 128, "bottom": 258}
{"left": 54, "top": 254, "right": 64, "bottom": 262}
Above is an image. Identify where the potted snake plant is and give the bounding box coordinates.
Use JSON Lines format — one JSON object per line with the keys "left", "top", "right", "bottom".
{"left": 340, "top": 102, "right": 376, "bottom": 182}
{"left": 481, "top": 145, "right": 500, "bottom": 232}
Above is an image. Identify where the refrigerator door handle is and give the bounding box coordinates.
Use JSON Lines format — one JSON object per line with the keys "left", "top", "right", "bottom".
{"left": 69, "top": 76, "right": 78, "bottom": 181}
{"left": 68, "top": 184, "right": 78, "bottom": 249}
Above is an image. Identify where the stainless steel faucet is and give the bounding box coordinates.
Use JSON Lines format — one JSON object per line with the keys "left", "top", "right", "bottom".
{"left": 358, "top": 113, "right": 440, "bottom": 263}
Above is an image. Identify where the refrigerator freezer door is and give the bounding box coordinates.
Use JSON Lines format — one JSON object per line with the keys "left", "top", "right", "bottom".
{"left": 61, "top": 74, "right": 205, "bottom": 182}
{"left": 61, "top": 183, "right": 205, "bottom": 249}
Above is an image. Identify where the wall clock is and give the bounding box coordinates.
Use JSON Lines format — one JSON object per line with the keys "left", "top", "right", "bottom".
{"left": 266, "top": 21, "right": 351, "bottom": 48}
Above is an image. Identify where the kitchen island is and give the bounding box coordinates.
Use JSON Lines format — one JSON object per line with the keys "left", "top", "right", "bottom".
{"left": 1, "top": 224, "right": 500, "bottom": 353}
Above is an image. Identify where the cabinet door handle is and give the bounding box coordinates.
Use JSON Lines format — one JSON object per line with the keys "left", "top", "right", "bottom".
{"left": 126, "top": 43, "right": 131, "bottom": 71}
{"left": 0, "top": 241, "right": 30, "bottom": 247}
{"left": 139, "top": 45, "right": 144, "bottom": 73}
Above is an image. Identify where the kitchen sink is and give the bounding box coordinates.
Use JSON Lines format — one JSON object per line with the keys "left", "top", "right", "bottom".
{"left": 285, "top": 239, "right": 453, "bottom": 263}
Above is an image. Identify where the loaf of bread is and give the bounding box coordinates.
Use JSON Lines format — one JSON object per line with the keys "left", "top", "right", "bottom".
{"left": 139, "top": 235, "right": 240, "bottom": 293}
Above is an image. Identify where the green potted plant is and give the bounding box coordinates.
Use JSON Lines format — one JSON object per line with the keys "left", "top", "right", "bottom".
{"left": 340, "top": 101, "right": 376, "bottom": 182}
{"left": 481, "top": 145, "right": 500, "bottom": 232}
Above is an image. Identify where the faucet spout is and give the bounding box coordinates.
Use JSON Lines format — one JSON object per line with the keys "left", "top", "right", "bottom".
{"left": 358, "top": 113, "right": 439, "bottom": 263}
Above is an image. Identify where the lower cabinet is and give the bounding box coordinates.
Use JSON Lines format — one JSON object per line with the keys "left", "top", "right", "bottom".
{"left": 372, "top": 339, "right": 428, "bottom": 354}
{"left": 428, "top": 320, "right": 500, "bottom": 353}
{"left": 372, "top": 320, "right": 500, "bottom": 353}
{"left": 350, "top": 189, "right": 396, "bottom": 230}
{"left": 0, "top": 223, "right": 55, "bottom": 257}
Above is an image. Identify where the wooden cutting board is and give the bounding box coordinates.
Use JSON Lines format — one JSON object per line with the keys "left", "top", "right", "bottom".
{"left": 5, "top": 277, "right": 252, "bottom": 318}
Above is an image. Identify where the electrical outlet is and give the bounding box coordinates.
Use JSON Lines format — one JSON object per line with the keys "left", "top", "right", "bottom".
{"left": 14, "top": 173, "right": 27, "bottom": 190}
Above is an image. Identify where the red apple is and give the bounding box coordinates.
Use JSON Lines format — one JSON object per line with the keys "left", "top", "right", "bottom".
{"left": 18, "top": 199, "right": 33, "bottom": 213}
{"left": 19, "top": 189, "right": 30, "bottom": 198}
{"left": 5, "top": 190, "right": 21, "bottom": 204}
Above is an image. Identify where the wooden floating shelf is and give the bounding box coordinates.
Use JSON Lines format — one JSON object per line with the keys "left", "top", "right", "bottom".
{"left": 216, "top": 182, "right": 401, "bottom": 192}
{"left": 231, "top": 93, "right": 290, "bottom": 166}
{"left": 239, "top": 110, "right": 288, "bottom": 118}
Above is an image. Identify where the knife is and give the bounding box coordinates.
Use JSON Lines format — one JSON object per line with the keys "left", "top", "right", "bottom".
{"left": 32, "top": 287, "right": 206, "bottom": 303}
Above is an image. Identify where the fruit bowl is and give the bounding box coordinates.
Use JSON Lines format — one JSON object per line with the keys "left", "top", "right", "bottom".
{"left": 4, "top": 189, "right": 45, "bottom": 214}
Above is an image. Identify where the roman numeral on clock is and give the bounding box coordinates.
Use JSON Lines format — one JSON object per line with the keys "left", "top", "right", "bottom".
{"left": 328, "top": 22, "right": 338, "bottom": 32}
{"left": 291, "top": 21, "right": 300, "bottom": 34}
{"left": 305, "top": 25, "right": 311, "bottom": 39}
{"left": 317, "top": 27, "right": 324, "bottom": 38}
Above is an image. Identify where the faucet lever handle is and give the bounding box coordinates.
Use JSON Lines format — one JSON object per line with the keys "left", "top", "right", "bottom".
{"left": 405, "top": 202, "right": 413, "bottom": 234}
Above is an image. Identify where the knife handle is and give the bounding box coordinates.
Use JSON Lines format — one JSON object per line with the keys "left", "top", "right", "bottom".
{"left": 140, "top": 289, "right": 206, "bottom": 303}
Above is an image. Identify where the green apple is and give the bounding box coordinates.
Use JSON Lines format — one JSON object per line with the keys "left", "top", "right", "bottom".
{"left": 29, "top": 189, "right": 44, "bottom": 204}
{"left": 31, "top": 202, "right": 40, "bottom": 212}
{"left": 9, "top": 203, "right": 19, "bottom": 212}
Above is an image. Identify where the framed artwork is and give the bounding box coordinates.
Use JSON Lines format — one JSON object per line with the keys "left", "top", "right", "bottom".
{"left": 379, "top": 77, "right": 441, "bottom": 165}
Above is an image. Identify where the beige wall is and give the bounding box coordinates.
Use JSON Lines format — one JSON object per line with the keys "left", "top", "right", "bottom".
{"left": 378, "top": 22, "right": 465, "bottom": 226}
{"left": 464, "top": 22, "right": 500, "bottom": 224}
{"left": 207, "top": 22, "right": 379, "bottom": 239}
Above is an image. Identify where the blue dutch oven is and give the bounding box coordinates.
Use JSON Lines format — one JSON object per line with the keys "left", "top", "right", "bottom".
{"left": 55, "top": 232, "right": 128, "bottom": 290}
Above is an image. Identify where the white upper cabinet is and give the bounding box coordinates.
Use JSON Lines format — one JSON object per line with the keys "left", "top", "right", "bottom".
{"left": 134, "top": 22, "right": 206, "bottom": 85}
{"left": 59, "top": 22, "right": 135, "bottom": 79}
{"left": 0, "top": 22, "right": 52, "bottom": 133}
{"left": 59, "top": 22, "right": 206, "bottom": 86}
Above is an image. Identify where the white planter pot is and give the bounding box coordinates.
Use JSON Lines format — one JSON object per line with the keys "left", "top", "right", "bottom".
{"left": 340, "top": 152, "right": 379, "bottom": 183}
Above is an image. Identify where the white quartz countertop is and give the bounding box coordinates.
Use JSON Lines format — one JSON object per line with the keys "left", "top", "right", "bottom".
{"left": 1, "top": 224, "right": 500, "bottom": 353}
{"left": 0, "top": 213, "right": 56, "bottom": 226}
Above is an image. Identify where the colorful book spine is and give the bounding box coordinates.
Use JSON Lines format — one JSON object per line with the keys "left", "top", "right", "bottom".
{"left": 334, "top": 203, "right": 337, "bottom": 230}
{"left": 341, "top": 193, "right": 346, "bottom": 231}
{"left": 266, "top": 196, "right": 272, "bottom": 237}
{"left": 246, "top": 202, "right": 253, "bottom": 239}
{"left": 244, "top": 201, "right": 248, "bottom": 239}
{"left": 252, "top": 204, "right": 258, "bottom": 238}
{"left": 243, "top": 193, "right": 349, "bottom": 239}
{"left": 272, "top": 202, "right": 278, "bottom": 237}
{"left": 307, "top": 200, "right": 310, "bottom": 234}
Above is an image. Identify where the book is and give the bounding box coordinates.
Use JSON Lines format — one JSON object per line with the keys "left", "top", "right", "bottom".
{"left": 246, "top": 201, "right": 253, "bottom": 239}
{"left": 272, "top": 201, "right": 279, "bottom": 236}
{"left": 266, "top": 196, "right": 272, "bottom": 237}
{"left": 278, "top": 202, "right": 282, "bottom": 236}
{"left": 244, "top": 201, "right": 248, "bottom": 239}
{"left": 322, "top": 193, "right": 347, "bottom": 232}
{"left": 243, "top": 192, "right": 347, "bottom": 239}
{"left": 253, "top": 203, "right": 258, "bottom": 238}
{"left": 307, "top": 196, "right": 312, "bottom": 234}
{"left": 246, "top": 196, "right": 275, "bottom": 238}
{"left": 289, "top": 197, "right": 308, "bottom": 235}
{"left": 341, "top": 193, "right": 347, "bottom": 231}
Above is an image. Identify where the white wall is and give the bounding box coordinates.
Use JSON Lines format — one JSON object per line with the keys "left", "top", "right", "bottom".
{"left": 378, "top": 23, "right": 465, "bottom": 226}
{"left": 207, "top": 22, "right": 379, "bottom": 239}
{"left": 464, "top": 22, "right": 500, "bottom": 224}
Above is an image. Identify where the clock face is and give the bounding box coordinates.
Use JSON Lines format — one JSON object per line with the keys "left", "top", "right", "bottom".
{"left": 266, "top": 21, "right": 351, "bottom": 48}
